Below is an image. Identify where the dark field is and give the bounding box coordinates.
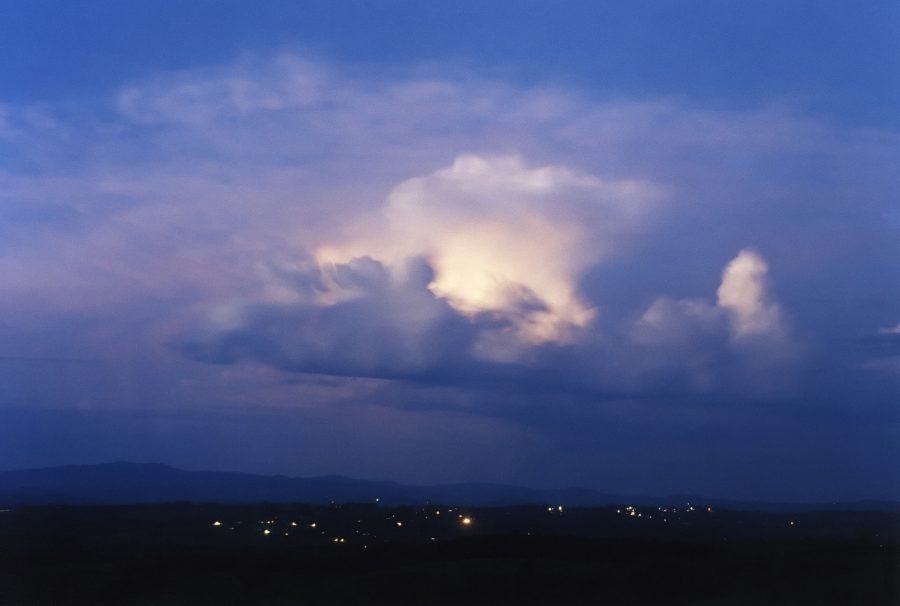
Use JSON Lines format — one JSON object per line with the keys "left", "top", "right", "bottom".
{"left": 1, "top": 503, "right": 898, "bottom": 605}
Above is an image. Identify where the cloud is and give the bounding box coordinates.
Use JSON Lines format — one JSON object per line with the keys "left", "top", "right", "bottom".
{"left": 855, "top": 325, "right": 900, "bottom": 376}
{"left": 317, "top": 154, "right": 656, "bottom": 360}
{"left": 635, "top": 248, "right": 788, "bottom": 347}
{"left": 878, "top": 323, "right": 900, "bottom": 335}
{"left": 0, "top": 51, "right": 896, "bottom": 417}
{"left": 179, "top": 255, "right": 482, "bottom": 379}
{"left": 628, "top": 249, "right": 795, "bottom": 394}
{"left": 717, "top": 248, "right": 785, "bottom": 341}
{"left": 176, "top": 147, "right": 655, "bottom": 375}
{"left": 632, "top": 297, "right": 724, "bottom": 353}
{"left": 180, "top": 240, "right": 798, "bottom": 402}
{"left": 116, "top": 54, "right": 329, "bottom": 125}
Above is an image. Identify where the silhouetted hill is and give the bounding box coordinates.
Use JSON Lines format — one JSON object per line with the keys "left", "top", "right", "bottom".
{"left": 1, "top": 462, "right": 897, "bottom": 511}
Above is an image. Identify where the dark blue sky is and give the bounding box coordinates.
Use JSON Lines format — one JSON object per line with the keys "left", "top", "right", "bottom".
{"left": 0, "top": 1, "right": 897, "bottom": 501}
{"left": 3, "top": 1, "right": 898, "bottom": 126}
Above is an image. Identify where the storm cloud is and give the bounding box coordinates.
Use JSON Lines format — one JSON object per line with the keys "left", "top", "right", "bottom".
{"left": 1, "top": 39, "right": 898, "bottom": 498}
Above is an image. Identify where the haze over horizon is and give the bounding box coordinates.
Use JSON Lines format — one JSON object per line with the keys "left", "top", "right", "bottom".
{"left": 1, "top": 1, "right": 898, "bottom": 503}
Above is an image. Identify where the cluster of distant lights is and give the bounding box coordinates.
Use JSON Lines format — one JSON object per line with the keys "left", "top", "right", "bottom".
{"left": 611, "top": 503, "right": 713, "bottom": 521}
{"left": 611, "top": 504, "right": 799, "bottom": 528}
{"left": 209, "top": 504, "right": 475, "bottom": 546}
{"left": 208, "top": 501, "right": 803, "bottom": 542}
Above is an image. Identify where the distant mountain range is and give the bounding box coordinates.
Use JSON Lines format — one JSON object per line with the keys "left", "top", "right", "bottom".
{"left": 1, "top": 462, "right": 897, "bottom": 512}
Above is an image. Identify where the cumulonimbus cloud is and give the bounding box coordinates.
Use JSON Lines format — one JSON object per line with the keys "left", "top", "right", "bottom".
{"left": 2, "top": 51, "right": 894, "bottom": 411}
{"left": 171, "top": 145, "right": 668, "bottom": 378}
{"left": 316, "top": 154, "right": 657, "bottom": 360}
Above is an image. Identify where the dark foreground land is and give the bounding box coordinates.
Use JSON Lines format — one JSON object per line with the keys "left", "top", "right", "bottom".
{"left": 1, "top": 503, "right": 898, "bottom": 605}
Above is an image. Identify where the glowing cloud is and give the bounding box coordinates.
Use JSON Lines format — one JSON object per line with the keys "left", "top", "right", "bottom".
{"left": 316, "top": 154, "right": 656, "bottom": 360}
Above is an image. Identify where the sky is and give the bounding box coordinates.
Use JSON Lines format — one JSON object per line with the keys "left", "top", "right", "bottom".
{"left": 0, "top": 1, "right": 898, "bottom": 502}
